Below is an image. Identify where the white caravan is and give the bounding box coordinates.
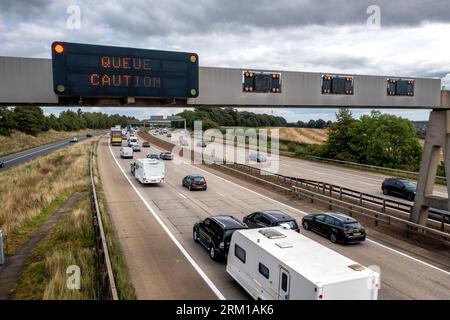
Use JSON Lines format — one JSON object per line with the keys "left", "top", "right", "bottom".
{"left": 130, "top": 158, "right": 165, "bottom": 184}
{"left": 227, "top": 227, "right": 380, "bottom": 300}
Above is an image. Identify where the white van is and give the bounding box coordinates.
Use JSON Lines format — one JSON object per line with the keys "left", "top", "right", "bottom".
{"left": 226, "top": 227, "right": 380, "bottom": 300}
{"left": 120, "top": 147, "right": 133, "bottom": 159}
{"left": 128, "top": 136, "right": 139, "bottom": 147}
{"left": 130, "top": 158, "right": 165, "bottom": 184}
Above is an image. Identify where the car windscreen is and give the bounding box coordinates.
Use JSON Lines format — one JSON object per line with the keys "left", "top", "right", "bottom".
{"left": 402, "top": 180, "right": 417, "bottom": 189}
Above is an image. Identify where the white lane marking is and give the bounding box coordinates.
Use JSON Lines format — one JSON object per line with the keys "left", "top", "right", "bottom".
{"left": 366, "top": 239, "right": 449, "bottom": 275}
{"left": 216, "top": 192, "right": 225, "bottom": 197}
{"left": 178, "top": 192, "right": 187, "bottom": 199}
{"left": 3, "top": 140, "right": 69, "bottom": 163}
{"left": 149, "top": 143, "right": 450, "bottom": 276}
{"left": 107, "top": 140, "right": 226, "bottom": 300}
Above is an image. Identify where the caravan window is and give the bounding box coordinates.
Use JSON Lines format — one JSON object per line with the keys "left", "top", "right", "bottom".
{"left": 259, "top": 263, "right": 269, "bottom": 279}
{"left": 281, "top": 273, "right": 288, "bottom": 291}
{"left": 235, "top": 244, "right": 246, "bottom": 263}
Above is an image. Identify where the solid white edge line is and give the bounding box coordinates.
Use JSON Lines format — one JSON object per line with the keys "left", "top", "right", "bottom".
{"left": 149, "top": 141, "right": 450, "bottom": 276}
{"left": 107, "top": 139, "right": 226, "bottom": 300}
{"left": 4, "top": 140, "right": 69, "bottom": 163}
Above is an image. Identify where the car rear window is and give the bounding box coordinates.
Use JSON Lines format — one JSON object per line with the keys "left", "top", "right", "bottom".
{"left": 344, "top": 222, "right": 362, "bottom": 229}
{"left": 193, "top": 177, "right": 205, "bottom": 183}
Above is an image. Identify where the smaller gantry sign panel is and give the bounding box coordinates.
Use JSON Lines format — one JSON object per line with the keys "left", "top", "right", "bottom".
{"left": 243, "top": 71, "right": 281, "bottom": 93}
{"left": 322, "top": 75, "right": 354, "bottom": 95}
{"left": 51, "top": 42, "right": 199, "bottom": 98}
{"left": 387, "top": 78, "right": 414, "bottom": 96}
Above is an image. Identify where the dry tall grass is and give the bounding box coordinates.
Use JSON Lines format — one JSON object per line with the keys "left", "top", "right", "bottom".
{"left": 0, "top": 129, "right": 95, "bottom": 157}
{"left": 13, "top": 194, "right": 100, "bottom": 300}
{"left": 0, "top": 140, "right": 90, "bottom": 255}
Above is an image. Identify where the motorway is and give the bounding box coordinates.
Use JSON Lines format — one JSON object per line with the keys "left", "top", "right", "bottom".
{"left": 0, "top": 132, "right": 102, "bottom": 169}
{"left": 98, "top": 135, "right": 450, "bottom": 300}
{"left": 153, "top": 130, "right": 448, "bottom": 203}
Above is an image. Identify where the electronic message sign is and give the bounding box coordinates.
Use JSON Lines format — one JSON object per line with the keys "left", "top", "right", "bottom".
{"left": 51, "top": 42, "right": 199, "bottom": 98}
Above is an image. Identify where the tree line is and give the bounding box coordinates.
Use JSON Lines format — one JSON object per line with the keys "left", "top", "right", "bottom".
{"left": 0, "top": 106, "right": 138, "bottom": 136}
{"left": 286, "top": 119, "right": 332, "bottom": 129}
{"left": 177, "top": 107, "right": 288, "bottom": 130}
{"left": 300, "top": 108, "right": 423, "bottom": 171}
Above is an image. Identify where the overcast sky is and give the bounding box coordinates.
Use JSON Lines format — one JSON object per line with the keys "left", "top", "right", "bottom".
{"left": 1, "top": 0, "right": 449, "bottom": 121}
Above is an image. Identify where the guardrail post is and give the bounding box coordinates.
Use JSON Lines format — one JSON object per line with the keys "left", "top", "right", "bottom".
{"left": 0, "top": 229, "right": 5, "bottom": 266}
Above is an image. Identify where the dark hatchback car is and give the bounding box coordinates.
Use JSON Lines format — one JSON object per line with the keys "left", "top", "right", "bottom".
{"left": 302, "top": 212, "right": 366, "bottom": 244}
{"left": 382, "top": 178, "right": 416, "bottom": 201}
{"left": 193, "top": 215, "right": 248, "bottom": 260}
{"left": 182, "top": 175, "right": 207, "bottom": 191}
{"left": 86, "top": 133, "right": 93, "bottom": 138}
{"left": 142, "top": 141, "right": 151, "bottom": 148}
{"left": 243, "top": 210, "right": 300, "bottom": 232}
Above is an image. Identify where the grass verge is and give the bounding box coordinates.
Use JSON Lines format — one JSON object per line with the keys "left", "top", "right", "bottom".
{"left": 0, "top": 129, "right": 99, "bottom": 157}
{"left": 12, "top": 193, "right": 100, "bottom": 299}
{"left": 0, "top": 139, "right": 91, "bottom": 256}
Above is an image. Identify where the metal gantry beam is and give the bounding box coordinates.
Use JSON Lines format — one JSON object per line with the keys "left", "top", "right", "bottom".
{"left": 0, "top": 57, "right": 445, "bottom": 109}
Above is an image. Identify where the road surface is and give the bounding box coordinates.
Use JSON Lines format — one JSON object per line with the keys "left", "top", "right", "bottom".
{"left": 98, "top": 136, "right": 450, "bottom": 300}
{"left": 0, "top": 132, "right": 102, "bottom": 169}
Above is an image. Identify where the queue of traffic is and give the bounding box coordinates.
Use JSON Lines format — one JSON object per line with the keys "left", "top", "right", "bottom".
{"left": 109, "top": 126, "right": 377, "bottom": 300}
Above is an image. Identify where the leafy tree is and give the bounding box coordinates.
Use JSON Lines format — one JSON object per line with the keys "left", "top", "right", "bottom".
{"left": 323, "top": 108, "right": 356, "bottom": 160}
{"left": 14, "top": 106, "right": 46, "bottom": 136}
{"left": 0, "top": 107, "right": 16, "bottom": 136}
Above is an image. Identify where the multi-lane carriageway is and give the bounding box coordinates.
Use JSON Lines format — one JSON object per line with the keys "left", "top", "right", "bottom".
{"left": 97, "top": 135, "right": 450, "bottom": 300}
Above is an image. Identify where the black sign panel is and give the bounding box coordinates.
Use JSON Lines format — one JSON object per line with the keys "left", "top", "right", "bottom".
{"left": 51, "top": 42, "right": 199, "bottom": 98}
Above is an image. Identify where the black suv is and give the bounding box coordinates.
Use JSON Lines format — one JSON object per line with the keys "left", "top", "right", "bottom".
{"left": 382, "top": 178, "right": 416, "bottom": 201}
{"left": 302, "top": 212, "right": 366, "bottom": 244}
{"left": 243, "top": 210, "right": 300, "bottom": 232}
{"left": 193, "top": 215, "right": 248, "bottom": 260}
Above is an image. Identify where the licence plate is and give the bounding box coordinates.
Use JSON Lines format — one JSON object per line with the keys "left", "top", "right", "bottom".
{"left": 353, "top": 232, "right": 361, "bottom": 236}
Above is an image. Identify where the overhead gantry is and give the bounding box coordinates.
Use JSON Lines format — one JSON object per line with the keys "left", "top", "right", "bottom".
{"left": 0, "top": 48, "right": 448, "bottom": 228}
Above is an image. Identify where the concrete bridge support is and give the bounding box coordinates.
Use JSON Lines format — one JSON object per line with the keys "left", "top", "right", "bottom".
{"left": 411, "top": 110, "right": 450, "bottom": 225}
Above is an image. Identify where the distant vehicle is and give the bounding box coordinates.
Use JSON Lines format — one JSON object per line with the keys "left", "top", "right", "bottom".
{"left": 159, "top": 151, "right": 174, "bottom": 160}
{"left": 382, "top": 178, "right": 416, "bottom": 201}
{"left": 86, "top": 133, "right": 93, "bottom": 138}
{"left": 182, "top": 175, "right": 207, "bottom": 191}
{"left": 147, "top": 153, "right": 160, "bottom": 160}
{"left": 0, "top": 161, "right": 4, "bottom": 168}
{"left": 302, "top": 212, "right": 366, "bottom": 244}
{"left": 166, "top": 133, "right": 172, "bottom": 138}
{"left": 162, "top": 128, "right": 168, "bottom": 134}
{"left": 120, "top": 147, "right": 133, "bottom": 159}
{"left": 142, "top": 141, "right": 151, "bottom": 148}
{"left": 70, "top": 137, "right": 78, "bottom": 143}
{"left": 196, "top": 140, "right": 207, "bottom": 148}
{"left": 249, "top": 152, "right": 267, "bottom": 163}
{"left": 130, "top": 158, "right": 165, "bottom": 184}
{"left": 243, "top": 210, "right": 299, "bottom": 232}
{"left": 131, "top": 143, "right": 141, "bottom": 152}
{"left": 193, "top": 215, "right": 248, "bottom": 260}
{"left": 153, "top": 130, "right": 159, "bottom": 135}
{"left": 110, "top": 128, "right": 122, "bottom": 146}
{"left": 128, "top": 136, "right": 139, "bottom": 147}
{"left": 226, "top": 227, "right": 379, "bottom": 300}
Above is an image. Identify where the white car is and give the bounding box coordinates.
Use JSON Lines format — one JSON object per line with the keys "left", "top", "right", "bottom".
{"left": 132, "top": 144, "right": 141, "bottom": 152}
{"left": 70, "top": 136, "right": 78, "bottom": 142}
{"left": 120, "top": 147, "right": 133, "bottom": 159}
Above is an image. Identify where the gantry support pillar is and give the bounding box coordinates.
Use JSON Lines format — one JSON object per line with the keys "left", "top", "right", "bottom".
{"left": 411, "top": 110, "right": 450, "bottom": 225}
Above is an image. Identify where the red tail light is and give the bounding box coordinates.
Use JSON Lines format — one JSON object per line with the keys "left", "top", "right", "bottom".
{"left": 319, "top": 294, "right": 323, "bottom": 299}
